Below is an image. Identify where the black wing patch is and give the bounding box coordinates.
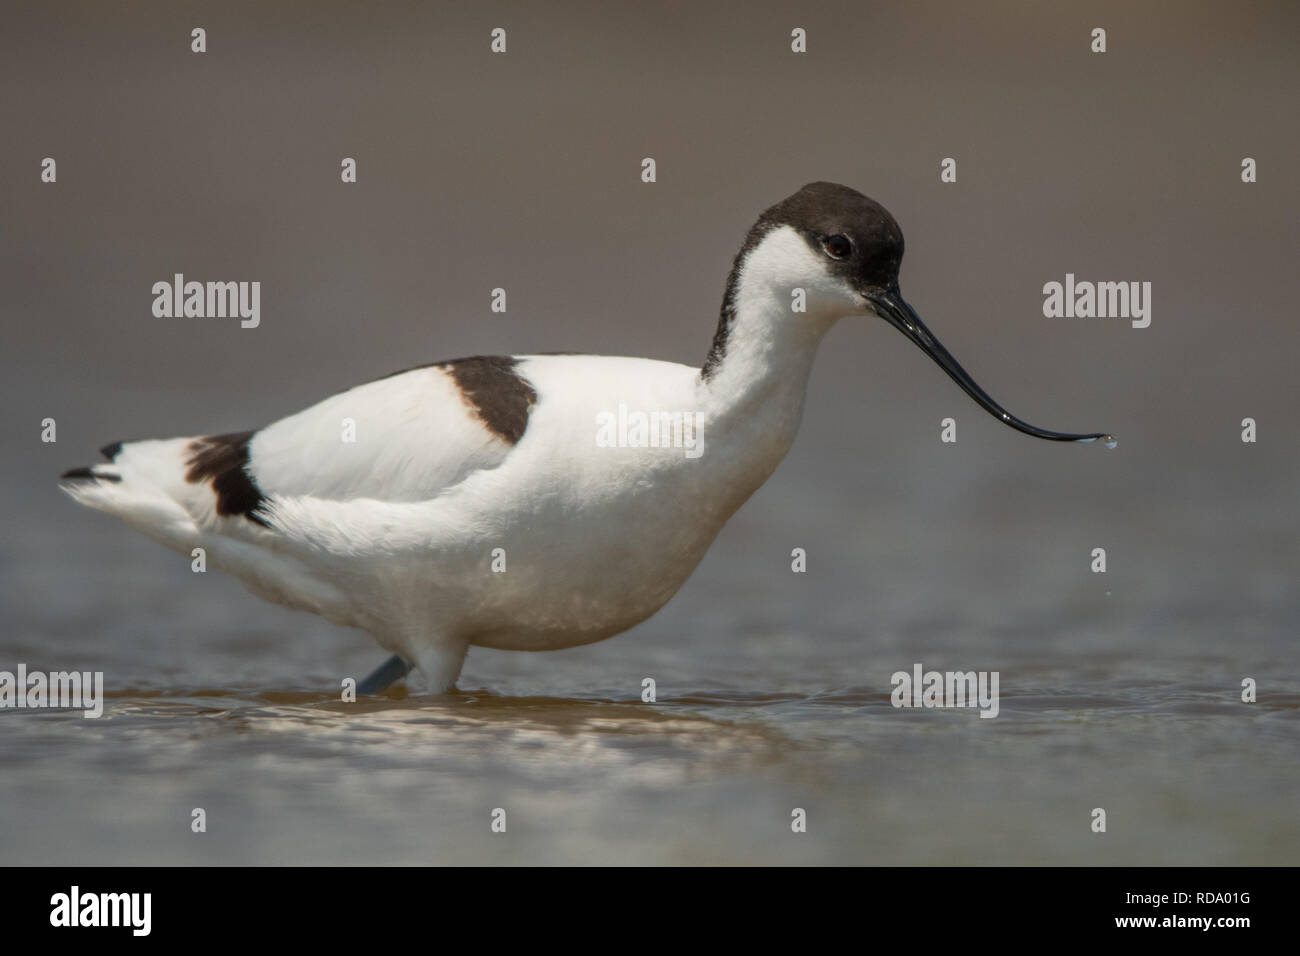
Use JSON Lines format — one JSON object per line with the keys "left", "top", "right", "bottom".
{"left": 373, "top": 355, "right": 538, "bottom": 445}
{"left": 442, "top": 356, "right": 537, "bottom": 445}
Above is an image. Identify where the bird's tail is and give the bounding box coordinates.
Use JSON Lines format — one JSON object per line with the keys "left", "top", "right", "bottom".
{"left": 59, "top": 438, "right": 202, "bottom": 551}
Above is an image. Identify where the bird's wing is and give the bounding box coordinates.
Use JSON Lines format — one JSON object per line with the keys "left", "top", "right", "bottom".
{"left": 248, "top": 356, "right": 537, "bottom": 505}
{"left": 62, "top": 357, "right": 539, "bottom": 538}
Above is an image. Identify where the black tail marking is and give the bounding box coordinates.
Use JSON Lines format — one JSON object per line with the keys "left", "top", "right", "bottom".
{"left": 184, "top": 431, "right": 268, "bottom": 526}
{"left": 100, "top": 441, "right": 123, "bottom": 461}
{"left": 61, "top": 467, "right": 121, "bottom": 483}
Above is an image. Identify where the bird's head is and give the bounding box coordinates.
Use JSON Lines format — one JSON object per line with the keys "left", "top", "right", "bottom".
{"left": 712, "top": 181, "right": 1112, "bottom": 444}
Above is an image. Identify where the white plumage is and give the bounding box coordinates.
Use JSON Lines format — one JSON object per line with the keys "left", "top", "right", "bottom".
{"left": 63, "top": 351, "right": 801, "bottom": 691}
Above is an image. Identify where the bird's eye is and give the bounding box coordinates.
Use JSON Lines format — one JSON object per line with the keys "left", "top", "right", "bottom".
{"left": 822, "top": 234, "right": 852, "bottom": 260}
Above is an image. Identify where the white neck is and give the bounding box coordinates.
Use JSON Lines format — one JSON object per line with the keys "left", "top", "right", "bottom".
{"left": 695, "top": 225, "right": 852, "bottom": 500}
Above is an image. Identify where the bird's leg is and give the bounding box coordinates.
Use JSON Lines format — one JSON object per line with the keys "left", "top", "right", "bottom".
{"left": 356, "top": 654, "right": 413, "bottom": 695}
{"left": 413, "top": 638, "right": 470, "bottom": 695}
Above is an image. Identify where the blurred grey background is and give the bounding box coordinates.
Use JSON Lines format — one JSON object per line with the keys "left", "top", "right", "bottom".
{"left": 0, "top": 1, "right": 1296, "bottom": 865}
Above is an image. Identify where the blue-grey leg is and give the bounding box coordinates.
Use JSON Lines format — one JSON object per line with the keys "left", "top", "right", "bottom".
{"left": 356, "top": 654, "right": 413, "bottom": 695}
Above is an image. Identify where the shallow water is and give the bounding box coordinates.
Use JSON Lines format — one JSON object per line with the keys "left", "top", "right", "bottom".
{"left": 3, "top": 450, "right": 1298, "bottom": 865}
{"left": 4, "top": 674, "right": 1298, "bottom": 865}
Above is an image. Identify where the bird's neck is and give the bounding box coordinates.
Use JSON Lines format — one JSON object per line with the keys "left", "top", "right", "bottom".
{"left": 700, "top": 295, "right": 825, "bottom": 431}
{"left": 696, "top": 235, "right": 840, "bottom": 492}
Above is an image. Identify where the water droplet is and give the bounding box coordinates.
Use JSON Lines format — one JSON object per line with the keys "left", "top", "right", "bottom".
{"left": 1103, "top": 435, "right": 1117, "bottom": 449}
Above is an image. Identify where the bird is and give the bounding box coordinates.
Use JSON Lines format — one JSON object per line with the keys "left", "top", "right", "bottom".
{"left": 60, "top": 182, "right": 1112, "bottom": 695}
